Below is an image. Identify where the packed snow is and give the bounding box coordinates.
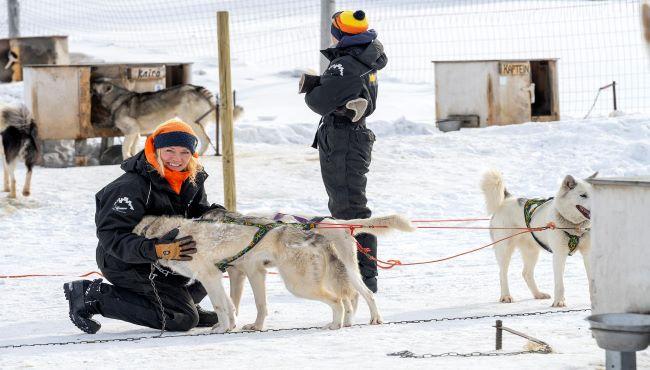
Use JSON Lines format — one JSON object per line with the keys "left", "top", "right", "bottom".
{"left": 1, "top": 2, "right": 650, "bottom": 369}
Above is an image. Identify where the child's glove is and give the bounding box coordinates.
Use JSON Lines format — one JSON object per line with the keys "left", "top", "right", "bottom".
{"left": 299, "top": 74, "right": 321, "bottom": 94}
{"left": 345, "top": 98, "right": 368, "bottom": 122}
{"left": 154, "top": 228, "right": 197, "bottom": 261}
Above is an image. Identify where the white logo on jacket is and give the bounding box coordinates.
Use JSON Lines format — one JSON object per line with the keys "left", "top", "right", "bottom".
{"left": 328, "top": 63, "right": 344, "bottom": 76}
{"left": 112, "top": 196, "right": 135, "bottom": 214}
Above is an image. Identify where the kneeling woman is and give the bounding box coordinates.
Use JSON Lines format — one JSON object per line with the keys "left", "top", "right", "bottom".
{"left": 64, "top": 119, "right": 224, "bottom": 334}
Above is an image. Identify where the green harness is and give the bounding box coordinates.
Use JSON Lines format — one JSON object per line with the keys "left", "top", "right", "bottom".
{"left": 523, "top": 198, "right": 580, "bottom": 256}
{"left": 201, "top": 215, "right": 316, "bottom": 272}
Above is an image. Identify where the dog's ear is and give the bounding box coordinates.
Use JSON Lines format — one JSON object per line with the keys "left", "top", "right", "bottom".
{"left": 562, "top": 175, "right": 577, "bottom": 191}
{"left": 586, "top": 171, "right": 599, "bottom": 180}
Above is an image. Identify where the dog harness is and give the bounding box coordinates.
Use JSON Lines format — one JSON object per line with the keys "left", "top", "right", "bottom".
{"left": 200, "top": 215, "right": 318, "bottom": 272}
{"left": 523, "top": 198, "right": 580, "bottom": 256}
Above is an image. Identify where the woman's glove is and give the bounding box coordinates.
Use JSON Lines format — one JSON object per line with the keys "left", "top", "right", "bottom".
{"left": 154, "top": 228, "right": 197, "bottom": 261}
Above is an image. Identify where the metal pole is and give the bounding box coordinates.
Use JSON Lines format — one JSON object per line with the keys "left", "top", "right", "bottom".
{"left": 495, "top": 320, "right": 503, "bottom": 350}
{"left": 217, "top": 11, "right": 236, "bottom": 212}
{"left": 606, "top": 350, "right": 636, "bottom": 370}
{"left": 7, "top": 0, "right": 20, "bottom": 38}
{"left": 214, "top": 92, "right": 220, "bottom": 156}
{"left": 320, "top": 0, "right": 335, "bottom": 73}
{"left": 611, "top": 81, "right": 617, "bottom": 111}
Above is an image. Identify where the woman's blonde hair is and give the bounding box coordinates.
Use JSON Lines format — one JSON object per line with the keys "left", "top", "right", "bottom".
{"left": 154, "top": 148, "right": 203, "bottom": 184}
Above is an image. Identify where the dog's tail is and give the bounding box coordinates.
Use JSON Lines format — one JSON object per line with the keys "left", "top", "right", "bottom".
{"left": 322, "top": 215, "right": 415, "bottom": 236}
{"left": 481, "top": 169, "right": 509, "bottom": 215}
{"left": 194, "top": 85, "right": 218, "bottom": 108}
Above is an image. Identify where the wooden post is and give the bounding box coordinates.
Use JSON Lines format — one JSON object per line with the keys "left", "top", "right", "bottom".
{"left": 217, "top": 11, "right": 236, "bottom": 212}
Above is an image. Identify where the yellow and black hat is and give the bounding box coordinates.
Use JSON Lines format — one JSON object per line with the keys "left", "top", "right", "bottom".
{"left": 331, "top": 10, "right": 368, "bottom": 40}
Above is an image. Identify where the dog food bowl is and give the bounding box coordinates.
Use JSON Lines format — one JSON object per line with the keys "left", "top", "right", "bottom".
{"left": 586, "top": 313, "right": 650, "bottom": 352}
{"left": 436, "top": 119, "right": 462, "bottom": 133}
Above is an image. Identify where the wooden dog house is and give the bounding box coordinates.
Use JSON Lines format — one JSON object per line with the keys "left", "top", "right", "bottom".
{"left": 433, "top": 59, "right": 559, "bottom": 127}
{"left": 0, "top": 36, "right": 69, "bottom": 83}
{"left": 22, "top": 62, "right": 192, "bottom": 140}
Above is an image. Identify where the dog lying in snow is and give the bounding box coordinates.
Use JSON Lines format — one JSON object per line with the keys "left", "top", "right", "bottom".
{"left": 134, "top": 209, "right": 414, "bottom": 332}
{"left": 481, "top": 170, "right": 596, "bottom": 307}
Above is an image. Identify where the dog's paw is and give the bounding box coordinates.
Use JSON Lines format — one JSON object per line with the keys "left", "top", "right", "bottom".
{"left": 499, "top": 295, "right": 513, "bottom": 303}
{"left": 551, "top": 299, "right": 566, "bottom": 307}
{"left": 210, "top": 323, "right": 232, "bottom": 334}
{"left": 534, "top": 292, "right": 551, "bottom": 299}
{"left": 323, "top": 322, "right": 343, "bottom": 330}
{"left": 241, "top": 323, "right": 264, "bottom": 331}
{"left": 369, "top": 316, "right": 383, "bottom": 325}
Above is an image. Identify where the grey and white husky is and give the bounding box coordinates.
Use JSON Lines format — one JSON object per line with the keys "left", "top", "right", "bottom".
{"left": 92, "top": 78, "right": 242, "bottom": 159}
{"left": 134, "top": 210, "right": 414, "bottom": 333}
{"left": 481, "top": 170, "right": 596, "bottom": 307}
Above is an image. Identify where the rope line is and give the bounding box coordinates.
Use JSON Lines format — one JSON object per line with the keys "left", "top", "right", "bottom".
{"left": 358, "top": 224, "right": 555, "bottom": 269}
{"left": 2, "top": 217, "right": 578, "bottom": 278}
{"left": 0, "top": 271, "right": 103, "bottom": 279}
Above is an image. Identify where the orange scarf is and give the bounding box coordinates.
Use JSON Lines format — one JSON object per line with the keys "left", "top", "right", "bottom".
{"left": 144, "top": 136, "right": 191, "bottom": 194}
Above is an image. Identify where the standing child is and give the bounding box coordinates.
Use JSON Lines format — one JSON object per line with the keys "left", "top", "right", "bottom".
{"left": 301, "top": 10, "right": 387, "bottom": 293}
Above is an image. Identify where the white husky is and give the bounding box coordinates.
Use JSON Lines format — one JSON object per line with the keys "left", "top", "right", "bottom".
{"left": 134, "top": 211, "right": 414, "bottom": 333}
{"left": 481, "top": 170, "right": 595, "bottom": 307}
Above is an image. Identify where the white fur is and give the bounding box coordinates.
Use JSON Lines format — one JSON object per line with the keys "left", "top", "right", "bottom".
{"left": 481, "top": 170, "right": 594, "bottom": 307}
{"left": 134, "top": 212, "right": 414, "bottom": 332}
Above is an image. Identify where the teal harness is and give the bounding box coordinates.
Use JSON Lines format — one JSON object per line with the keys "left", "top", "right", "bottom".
{"left": 523, "top": 198, "right": 580, "bottom": 256}
{"left": 198, "top": 215, "right": 316, "bottom": 272}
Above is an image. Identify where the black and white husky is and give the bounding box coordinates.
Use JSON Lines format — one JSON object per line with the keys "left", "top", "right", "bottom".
{"left": 0, "top": 104, "right": 39, "bottom": 198}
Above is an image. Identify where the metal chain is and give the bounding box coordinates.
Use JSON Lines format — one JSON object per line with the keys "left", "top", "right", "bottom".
{"left": 388, "top": 347, "right": 552, "bottom": 359}
{"left": 148, "top": 265, "right": 166, "bottom": 337}
{"left": 0, "top": 308, "right": 590, "bottom": 350}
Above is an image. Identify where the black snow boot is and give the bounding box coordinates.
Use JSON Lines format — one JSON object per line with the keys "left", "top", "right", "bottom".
{"left": 63, "top": 279, "right": 102, "bottom": 334}
{"left": 196, "top": 305, "right": 219, "bottom": 327}
{"left": 355, "top": 233, "right": 378, "bottom": 293}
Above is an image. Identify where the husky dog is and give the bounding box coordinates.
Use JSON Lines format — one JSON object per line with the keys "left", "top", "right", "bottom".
{"left": 134, "top": 211, "right": 414, "bottom": 333}
{"left": 481, "top": 170, "right": 595, "bottom": 307}
{"left": 92, "top": 78, "right": 243, "bottom": 160}
{"left": 0, "top": 104, "right": 39, "bottom": 198}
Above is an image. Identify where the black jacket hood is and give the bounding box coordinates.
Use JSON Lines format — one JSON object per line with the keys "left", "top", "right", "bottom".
{"left": 321, "top": 30, "right": 387, "bottom": 71}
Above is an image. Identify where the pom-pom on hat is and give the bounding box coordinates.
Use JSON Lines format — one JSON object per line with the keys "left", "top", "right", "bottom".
{"left": 331, "top": 10, "right": 368, "bottom": 40}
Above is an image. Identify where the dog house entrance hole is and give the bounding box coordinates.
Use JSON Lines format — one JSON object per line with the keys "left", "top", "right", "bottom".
{"left": 531, "top": 60, "right": 553, "bottom": 118}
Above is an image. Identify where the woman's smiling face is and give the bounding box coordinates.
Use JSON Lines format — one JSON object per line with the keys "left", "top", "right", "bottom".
{"left": 159, "top": 146, "right": 192, "bottom": 171}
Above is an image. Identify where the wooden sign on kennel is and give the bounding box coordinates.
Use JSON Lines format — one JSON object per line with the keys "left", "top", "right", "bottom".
{"left": 0, "top": 36, "right": 69, "bottom": 83}
{"left": 22, "top": 62, "right": 192, "bottom": 140}
{"left": 433, "top": 59, "right": 559, "bottom": 127}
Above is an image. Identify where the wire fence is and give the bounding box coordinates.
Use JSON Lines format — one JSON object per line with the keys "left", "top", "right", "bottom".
{"left": 1, "top": 0, "right": 648, "bottom": 118}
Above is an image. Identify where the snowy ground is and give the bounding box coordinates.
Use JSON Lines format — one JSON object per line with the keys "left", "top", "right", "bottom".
{"left": 1, "top": 4, "right": 650, "bottom": 368}
{"left": 1, "top": 105, "right": 649, "bottom": 368}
